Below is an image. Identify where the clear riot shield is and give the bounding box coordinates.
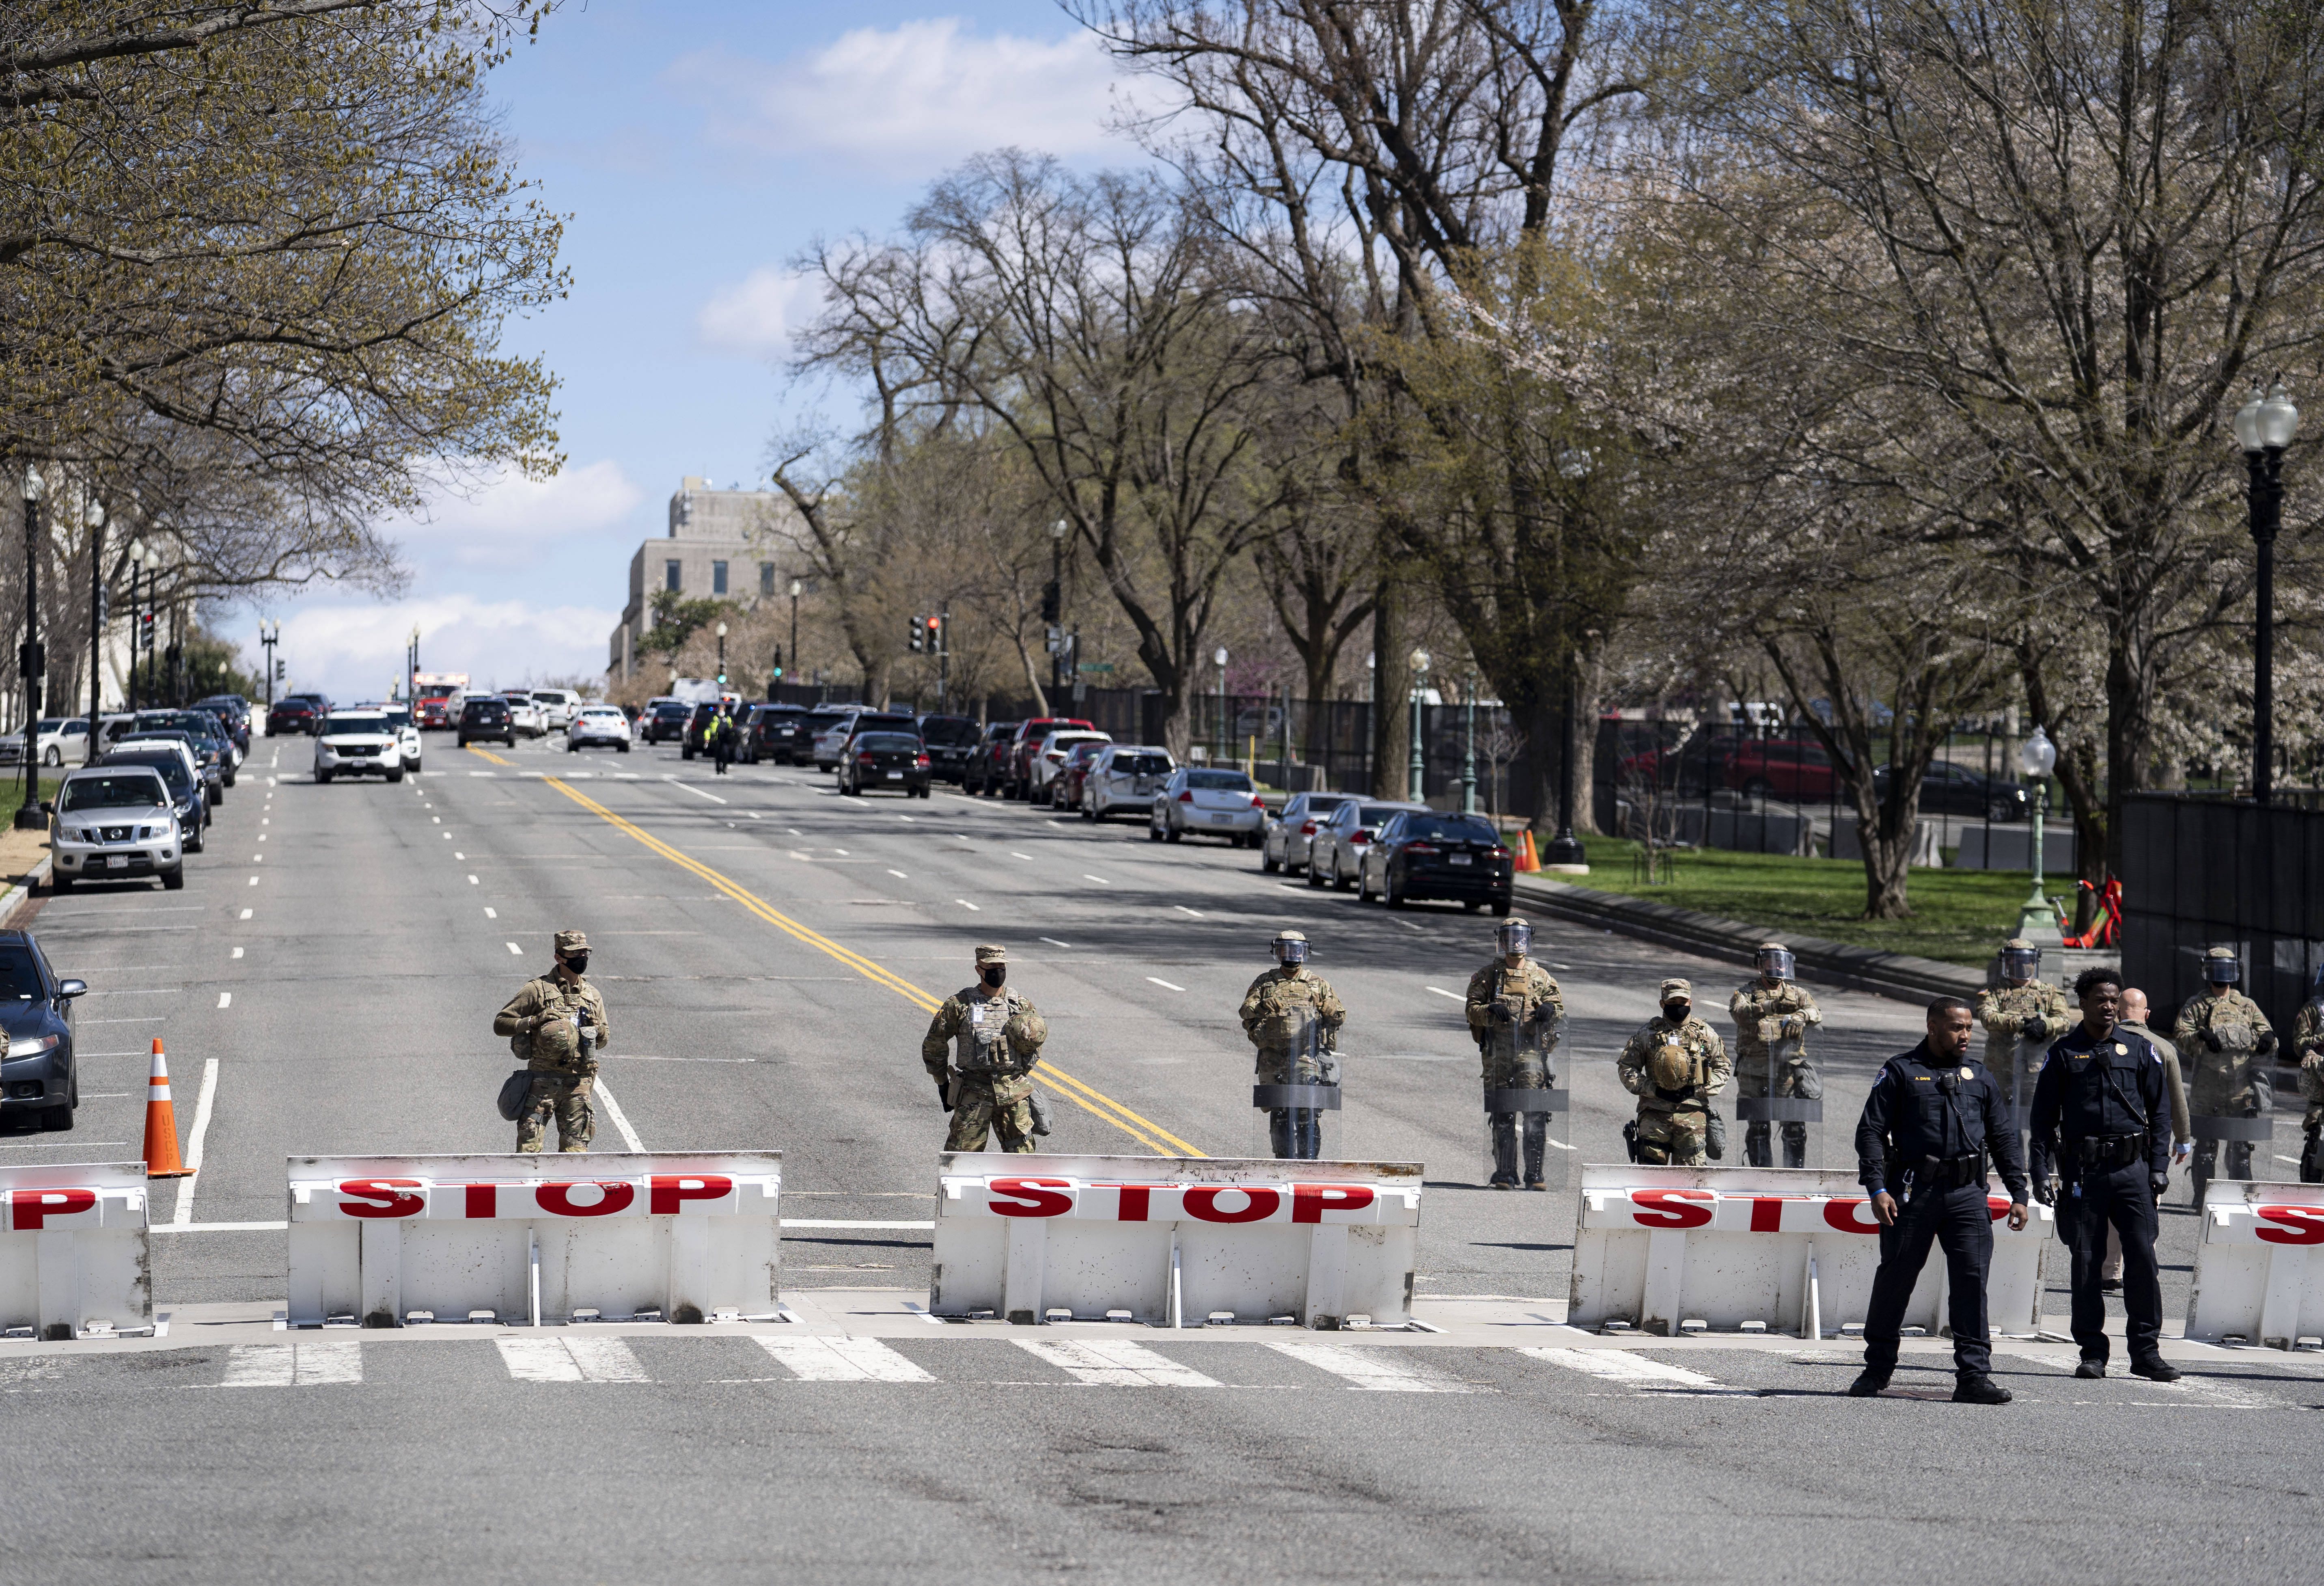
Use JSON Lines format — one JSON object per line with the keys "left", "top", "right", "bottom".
{"left": 1253, "top": 1007, "right": 1341, "bottom": 1161}
{"left": 2007, "top": 1035, "right": 2049, "bottom": 1136}
{"left": 1480, "top": 998, "right": 1569, "bottom": 1189}
{"left": 1736, "top": 1023, "right": 1823, "bottom": 1169}
{"left": 2189, "top": 1019, "right": 2272, "bottom": 1202}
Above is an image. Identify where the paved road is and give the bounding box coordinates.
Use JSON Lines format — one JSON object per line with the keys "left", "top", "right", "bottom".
{"left": 0, "top": 733, "right": 2307, "bottom": 1583}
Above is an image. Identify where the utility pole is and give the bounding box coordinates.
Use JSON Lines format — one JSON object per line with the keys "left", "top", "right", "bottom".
{"left": 85, "top": 501, "right": 105, "bottom": 766}
{"left": 937, "top": 612, "right": 949, "bottom": 711}
{"left": 16, "top": 466, "right": 45, "bottom": 826}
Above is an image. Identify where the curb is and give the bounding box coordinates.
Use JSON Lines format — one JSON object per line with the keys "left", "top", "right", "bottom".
{"left": 0, "top": 854, "right": 52, "bottom": 926}
{"left": 1510, "top": 872, "right": 1984, "bottom": 1006}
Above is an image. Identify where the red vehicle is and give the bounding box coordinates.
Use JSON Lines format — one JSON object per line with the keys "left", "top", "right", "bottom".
{"left": 412, "top": 673, "right": 467, "bottom": 731}
{"left": 1002, "top": 716, "right": 1094, "bottom": 800}
{"left": 415, "top": 696, "right": 453, "bottom": 729}
{"left": 1725, "top": 738, "right": 1843, "bottom": 800}
{"left": 1054, "top": 740, "right": 1110, "bottom": 811}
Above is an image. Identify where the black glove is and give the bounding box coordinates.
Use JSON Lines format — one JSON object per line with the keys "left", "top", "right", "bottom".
{"left": 2257, "top": 1032, "right": 2279, "bottom": 1058}
{"left": 934, "top": 1077, "right": 953, "bottom": 1113}
{"left": 2032, "top": 1178, "right": 2055, "bottom": 1206}
{"left": 1654, "top": 1085, "right": 1697, "bottom": 1104}
{"left": 2019, "top": 1016, "right": 2045, "bottom": 1039}
{"left": 1488, "top": 1002, "right": 1516, "bottom": 1025}
{"left": 2150, "top": 1174, "right": 2170, "bottom": 1196}
{"left": 2206, "top": 1031, "right": 2224, "bottom": 1052}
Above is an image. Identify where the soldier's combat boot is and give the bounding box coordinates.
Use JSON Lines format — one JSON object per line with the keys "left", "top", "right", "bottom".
{"left": 1781, "top": 1123, "right": 1807, "bottom": 1169}
{"left": 2074, "top": 1358, "right": 2106, "bottom": 1379}
{"left": 1490, "top": 1115, "right": 1519, "bottom": 1188}
{"left": 1846, "top": 1369, "right": 1889, "bottom": 1397}
{"left": 1953, "top": 1375, "right": 2012, "bottom": 1405}
{"left": 1522, "top": 1119, "right": 1547, "bottom": 1190}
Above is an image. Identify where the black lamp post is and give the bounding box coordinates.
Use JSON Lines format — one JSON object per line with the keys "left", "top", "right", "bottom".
{"left": 1047, "top": 519, "right": 1067, "bottom": 698}
{"left": 2233, "top": 378, "right": 2300, "bottom": 805}
{"left": 16, "top": 466, "right": 45, "bottom": 828}
{"left": 85, "top": 500, "right": 105, "bottom": 766}
{"left": 788, "top": 577, "right": 802, "bottom": 697}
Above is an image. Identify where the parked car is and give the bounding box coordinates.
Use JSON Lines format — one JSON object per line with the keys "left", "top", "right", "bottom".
{"left": 266, "top": 697, "right": 321, "bottom": 736}
{"left": 313, "top": 709, "right": 405, "bottom": 783}
{"left": 98, "top": 747, "right": 207, "bottom": 850}
{"left": 1053, "top": 741, "right": 1112, "bottom": 811}
{"left": 0, "top": 716, "right": 130, "bottom": 769}
{"left": 1355, "top": 810, "right": 1514, "bottom": 913}
{"left": 119, "top": 730, "right": 225, "bottom": 807}
{"left": 1003, "top": 717, "right": 1095, "bottom": 799}
{"left": 790, "top": 706, "right": 854, "bottom": 767}
{"left": 500, "top": 695, "right": 546, "bottom": 738}
{"left": 1870, "top": 760, "right": 2032, "bottom": 821}
{"left": 836, "top": 731, "right": 931, "bottom": 798}
{"left": 1261, "top": 792, "right": 1356, "bottom": 875}
{"left": 1029, "top": 729, "right": 1112, "bottom": 805}
{"left": 1081, "top": 745, "right": 1176, "bottom": 822}
{"left": 46, "top": 765, "right": 183, "bottom": 897}
{"left": 457, "top": 696, "right": 516, "bottom": 748}
{"left": 917, "top": 714, "right": 982, "bottom": 783}
{"left": 1149, "top": 767, "right": 1267, "bottom": 846}
{"left": 1304, "top": 799, "right": 1429, "bottom": 890}
{"left": 192, "top": 694, "right": 253, "bottom": 754}
{"left": 566, "top": 703, "right": 634, "bottom": 753}
{"left": 740, "top": 704, "right": 807, "bottom": 764}
{"left": 1727, "top": 737, "right": 1843, "bottom": 801}
{"left": 644, "top": 700, "right": 692, "bottom": 743}
{"left": 816, "top": 710, "right": 916, "bottom": 772}
{"left": 134, "top": 710, "right": 237, "bottom": 788}
{"left": 963, "top": 721, "right": 1022, "bottom": 796}
{"left": 529, "top": 689, "right": 581, "bottom": 730}
{"left": 0, "top": 928, "right": 90, "bottom": 1129}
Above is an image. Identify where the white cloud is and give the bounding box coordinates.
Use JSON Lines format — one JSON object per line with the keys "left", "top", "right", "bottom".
{"left": 695, "top": 267, "right": 825, "bottom": 360}
{"left": 241, "top": 593, "right": 622, "bottom": 706}
{"left": 669, "top": 20, "right": 1127, "bottom": 175}
{"left": 392, "top": 460, "right": 645, "bottom": 570}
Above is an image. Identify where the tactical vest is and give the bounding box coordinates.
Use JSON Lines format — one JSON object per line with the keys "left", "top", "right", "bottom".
{"left": 954, "top": 990, "right": 1029, "bottom": 1074}
{"left": 1253, "top": 977, "right": 1327, "bottom": 1051}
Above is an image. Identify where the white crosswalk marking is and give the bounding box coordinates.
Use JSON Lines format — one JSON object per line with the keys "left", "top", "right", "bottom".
{"left": 221, "top": 1341, "right": 362, "bottom": 1386}
{"left": 1016, "top": 1338, "right": 1220, "bottom": 1387}
{"left": 1519, "top": 1348, "right": 1743, "bottom": 1393}
{"left": 1265, "top": 1341, "right": 1460, "bottom": 1392}
{"left": 497, "top": 1336, "right": 649, "bottom": 1383}
{"left": 757, "top": 1336, "right": 936, "bottom": 1382}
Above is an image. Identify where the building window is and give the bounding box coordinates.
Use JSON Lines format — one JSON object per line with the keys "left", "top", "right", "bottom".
{"left": 760, "top": 562, "right": 776, "bottom": 597}
{"left": 712, "top": 560, "right": 729, "bottom": 596}
{"left": 665, "top": 560, "right": 681, "bottom": 592}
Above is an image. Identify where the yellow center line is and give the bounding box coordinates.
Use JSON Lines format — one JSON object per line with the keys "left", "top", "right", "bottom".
{"left": 537, "top": 774, "right": 1205, "bottom": 1157}
{"left": 466, "top": 745, "right": 513, "bottom": 766}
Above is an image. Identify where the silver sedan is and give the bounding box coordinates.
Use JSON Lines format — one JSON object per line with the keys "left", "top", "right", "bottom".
{"left": 1261, "top": 791, "right": 1356, "bottom": 875}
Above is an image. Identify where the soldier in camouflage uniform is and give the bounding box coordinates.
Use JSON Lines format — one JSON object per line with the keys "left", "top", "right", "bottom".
{"left": 1974, "top": 939, "right": 2073, "bottom": 1108}
{"left": 1730, "top": 943, "right": 1825, "bottom": 1167}
{"left": 1240, "top": 930, "right": 1346, "bottom": 1159}
{"left": 1618, "top": 979, "right": 1732, "bottom": 1165}
{"left": 492, "top": 928, "right": 612, "bottom": 1153}
{"left": 2292, "top": 968, "right": 2324, "bottom": 1183}
{"left": 2173, "top": 946, "right": 2279, "bottom": 1201}
{"left": 921, "top": 944, "right": 1050, "bottom": 1153}
{"left": 1464, "top": 917, "right": 1564, "bottom": 1189}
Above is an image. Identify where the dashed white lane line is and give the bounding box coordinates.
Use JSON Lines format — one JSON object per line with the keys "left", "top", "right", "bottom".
{"left": 898, "top": 814, "right": 914, "bottom": 823}
{"left": 247, "top": 877, "right": 259, "bottom": 887}
{"left": 455, "top": 851, "right": 465, "bottom": 859}
{"left": 758, "top": 1336, "right": 935, "bottom": 1383}
{"left": 1146, "top": 977, "right": 1185, "bottom": 992}
{"left": 484, "top": 907, "right": 496, "bottom": 919}
{"left": 1267, "top": 1342, "right": 1465, "bottom": 1392}
{"left": 1175, "top": 905, "right": 1203, "bottom": 918}
{"left": 957, "top": 900, "right": 980, "bottom": 911}
{"left": 1519, "top": 1348, "right": 1745, "bottom": 1393}
{"left": 506, "top": 942, "right": 522, "bottom": 955}
{"left": 1426, "top": 986, "right": 1463, "bottom": 1001}
{"left": 231, "top": 947, "right": 243, "bottom": 959}
{"left": 222, "top": 1341, "right": 362, "bottom": 1387}
{"left": 1083, "top": 874, "right": 1110, "bottom": 885}
{"left": 1011, "top": 852, "right": 1034, "bottom": 861}
{"left": 664, "top": 777, "right": 728, "bottom": 805}
{"left": 1016, "top": 1339, "right": 1220, "bottom": 1387}
{"left": 497, "top": 1337, "right": 650, "bottom": 1383}
{"left": 239, "top": 908, "right": 252, "bottom": 919}
{"left": 170, "top": 1057, "right": 222, "bottom": 1227}
{"left": 887, "top": 869, "right": 908, "bottom": 879}
{"left": 216, "top": 992, "right": 231, "bottom": 1009}
{"left": 1040, "top": 936, "right": 1072, "bottom": 949}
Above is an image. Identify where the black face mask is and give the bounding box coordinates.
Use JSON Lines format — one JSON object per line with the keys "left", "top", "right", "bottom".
{"left": 981, "top": 965, "right": 1006, "bottom": 988}
{"left": 1662, "top": 1001, "right": 1689, "bottom": 1023}
{"left": 562, "top": 954, "right": 589, "bottom": 976}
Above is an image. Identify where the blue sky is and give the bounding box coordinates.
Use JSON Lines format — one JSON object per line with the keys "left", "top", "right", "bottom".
{"left": 248, "top": 1, "right": 1140, "bottom": 702}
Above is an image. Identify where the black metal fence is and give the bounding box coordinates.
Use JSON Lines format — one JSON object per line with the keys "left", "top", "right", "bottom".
{"left": 2121, "top": 792, "right": 2324, "bottom": 1032}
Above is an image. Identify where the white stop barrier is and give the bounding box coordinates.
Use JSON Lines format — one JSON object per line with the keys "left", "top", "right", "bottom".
{"left": 2185, "top": 1180, "right": 2324, "bottom": 1347}
{"left": 1568, "top": 1163, "right": 2051, "bottom": 1337}
{"left": 0, "top": 1162, "right": 152, "bottom": 1338}
{"left": 929, "top": 1153, "right": 1423, "bottom": 1329}
{"left": 287, "top": 1153, "right": 780, "bottom": 1327}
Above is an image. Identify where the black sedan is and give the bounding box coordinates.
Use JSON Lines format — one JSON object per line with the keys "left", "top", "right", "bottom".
{"left": 837, "top": 732, "right": 930, "bottom": 798}
{"left": 1871, "top": 761, "right": 2031, "bottom": 820}
{"left": 0, "top": 931, "right": 87, "bottom": 1132}
{"left": 645, "top": 701, "right": 691, "bottom": 743}
{"left": 1356, "top": 810, "right": 1514, "bottom": 913}
{"left": 266, "top": 698, "right": 319, "bottom": 736}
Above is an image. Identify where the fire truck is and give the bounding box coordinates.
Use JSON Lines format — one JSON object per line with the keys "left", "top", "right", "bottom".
{"left": 412, "top": 671, "right": 470, "bottom": 730}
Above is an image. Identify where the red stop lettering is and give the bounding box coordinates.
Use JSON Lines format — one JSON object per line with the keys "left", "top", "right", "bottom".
{"left": 1822, "top": 1198, "right": 1882, "bottom": 1234}
{"left": 535, "top": 1180, "right": 636, "bottom": 1217}
{"left": 1748, "top": 1197, "right": 1786, "bottom": 1233}
{"left": 338, "top": 1179, "right": 424, "bottom": 1219}
{"left": 465, "top": 1183, "right": 497, "bottom": 1219}
{"left": 2255, "top": 1205, "right": 2324, "bottom": 1246}
{"left": 1292, "top": 1184, "right": 1375, "bottom": 1224}
{"left": 11, "top": 1188, "right": 96, "bottom": 1231}
{"left": 1112, "top": 1185, "right": 1152, "bottom": 1222}
{"left": 1184, "top": 1187, "right": 1281, "bottom": 1223}
{"left": 989, "top": 1178, "right": 1073, "bottom": 1217}
{"left": 1630, "top": 1188, "right": 1712, "bottom": 1229}
{"left": 649, "top": 1175, "right": 733, "bottom": 1215}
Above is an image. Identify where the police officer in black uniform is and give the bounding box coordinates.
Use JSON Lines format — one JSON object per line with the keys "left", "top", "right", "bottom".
{"left": 1848, "top": 997, "right": 2029, "bottom": 1403}
{"left": 2029, "top": 967, "right": 2181, "bottom": 1381}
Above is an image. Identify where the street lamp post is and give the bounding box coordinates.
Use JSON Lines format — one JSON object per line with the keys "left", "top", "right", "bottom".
{"left": 788, "top": 577, "right": 802, "bottom": 699}
{"left": 716, "top": 620, "right": 729, "bottom": 688}
{"left": 2015, "top": 725, "right": 2062, "bottom": 943}
{"left": 16, "top": 468, "right": 44, "bottom": 827}
{"left": 1049, "top": 520, "right": 1069, "bottom": 699}
{"left": 1462, "top": 670, "right": 1478, "bottom": 815}
{"left": 1408, "top": 649, "right": 1430, "bottom": 803}
{"left": 2233, "top": 378, "right": 2300, "bottom": 804}
{"left": 406, "top": 625, "right": 419, "bottom": 708}
{"left": 85, "top": 501, "right": 104, "bottom": 766}
{"left": 1214, "top": 646, "right": 1229, "bottom": 763}
{"left": 258, "top": 617, "right": 277, "bottom": 717}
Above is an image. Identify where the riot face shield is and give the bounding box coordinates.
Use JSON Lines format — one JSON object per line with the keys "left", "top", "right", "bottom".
{"left": 1737, "top": 1018, "right": 1822, "bottom": 1168}
{"left": 1254, "top": 1006, "right": 1340, "bottom": 1161}
{"left": 1755, "top": 945, "right": 1796, "bottom": 982}
{"left": 1999, "top": 943, "right": 2041, "bottom": 983}
{"left": 1481, "top": 993, "right": 1568, "bottom": 1189}
{"left": 2189, "top": 1011, "right": 2272, "bottom": 1201}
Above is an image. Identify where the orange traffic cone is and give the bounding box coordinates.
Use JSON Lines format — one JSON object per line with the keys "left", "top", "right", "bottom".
{"left": 1513, "top": 830, "right": 1540, "bottom": 873}
{"left": 142, "top": 1038, "right": 192, "bottom": 1179}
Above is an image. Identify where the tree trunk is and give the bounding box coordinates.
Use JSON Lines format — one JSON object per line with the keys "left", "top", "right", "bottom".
{"left": 1369, "top": 579, "right": 1408, "bottom": 798}
{"left": 1522, "top": 695, "right": 1561, "bottom": 837}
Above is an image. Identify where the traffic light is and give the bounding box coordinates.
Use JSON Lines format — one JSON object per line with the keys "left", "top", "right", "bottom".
{"left": 1040, "top": 581, "right": 1060, "bottom": 624}
{"left": 274, "top": 658, "right": 286, "bottom": 681}
{"left": 924, "top": 615, "right": 941, "bottom": 654}
{"left": 771, "top": 644, "right": 784, "bottom": 680}
{"left": 138, "top": 610, "right": 155, "bottom": 650}
{"left": 908, "top": 615, "right": 924, "bottom": 654}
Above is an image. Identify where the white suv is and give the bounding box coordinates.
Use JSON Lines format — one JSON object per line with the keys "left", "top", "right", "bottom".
{"left": 1029, "top": 729, "right": 1112, "bottom": 805}
{"left": 1082, "top": 745, "right": 1175, "bottom": 822}
{"left": 530, "top": 689, "right": 580, "bottom": 730}
{"left": 314, "top": 710, "right": 405, "bottom": 783}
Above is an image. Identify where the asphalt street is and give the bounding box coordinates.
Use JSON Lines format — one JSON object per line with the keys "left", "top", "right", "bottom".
{"left": 0, "top": 731, "right": 2313, "bottom": 1584}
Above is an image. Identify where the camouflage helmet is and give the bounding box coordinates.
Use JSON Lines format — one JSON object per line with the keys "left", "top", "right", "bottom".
{"left": 1648, "top": 1038, "right": 1699, "bottom": 1092}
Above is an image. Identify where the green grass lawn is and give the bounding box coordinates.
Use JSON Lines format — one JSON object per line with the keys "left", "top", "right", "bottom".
{"left": 1542, "top": 834, "right": 2047, "bottom": 967}
{"left": 0, "top": 775, "right": 59, "bottom": 833}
